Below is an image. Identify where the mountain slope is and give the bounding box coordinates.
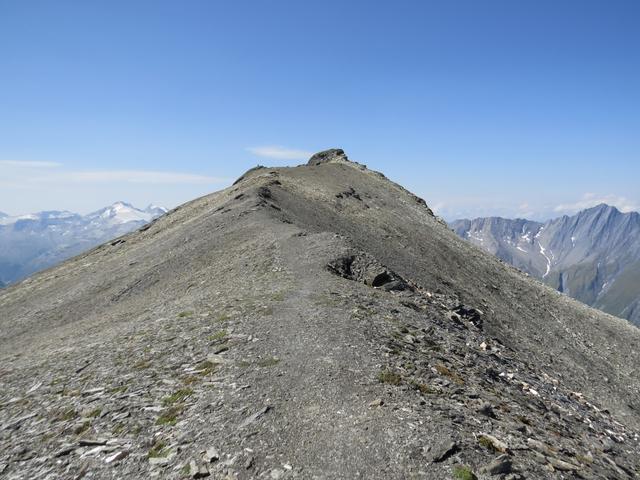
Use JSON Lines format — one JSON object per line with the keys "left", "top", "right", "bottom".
{"left": 0, "top": 202, "right": 166, "bottom": 286}
{"left": 450, "top": 205, "right": 640, "bottom": 325}
{"left": 1, "top": 150, "right": 639, "bottom": 479}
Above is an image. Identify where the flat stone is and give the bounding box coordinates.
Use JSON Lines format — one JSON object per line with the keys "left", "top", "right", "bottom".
{"left": 549, "top": 458, "right": 579, "bottom": 471}
{"left": 78, "top": 438, "right": 108, "bottom": 446}
{"left": 54, "top": 445, "right": 76, "bottom": 457}
{"left": 270, "top": 468, "right": 285, "bottom": 479}
{"left": 240, "top": 405, "right": 271, "bottom": 428}
{"left": 105, "top": 451, "right": 128, "bottom": 464}
{"left": 427, "top": 440, "right": 458, "bottom": 463}
{"left": 190, "top": 460, "right": 210, "bottom": 478}
{"left": 149, "top": 454, "right": 174, "bottom": 466}
{"left": 480, "top": 434, "right": 509, "bottom": 453}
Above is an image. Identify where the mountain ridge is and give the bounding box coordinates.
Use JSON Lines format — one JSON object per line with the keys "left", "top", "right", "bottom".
{"left": 450, "top": 204, "right": 640, "bottom": 325}
{"left": 1, "top": 152, "right": 639, "bottom": 479}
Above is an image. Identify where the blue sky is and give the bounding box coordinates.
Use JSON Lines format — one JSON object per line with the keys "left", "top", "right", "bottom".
{"left": 1, "top": 0, "right": 638, "bottom": 220}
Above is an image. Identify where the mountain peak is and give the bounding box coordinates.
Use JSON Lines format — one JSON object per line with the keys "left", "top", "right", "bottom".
{"left": 585, "top": 203, "right": 620, "bottom": 215}
{"left": 144, "top": 204, "right": 167, "bottom": 214}
{"left": 110, "top": 201, "right": 135, "bottom": 210}
{"left": 2, "top": 160, "right": 640, "bottom": 478}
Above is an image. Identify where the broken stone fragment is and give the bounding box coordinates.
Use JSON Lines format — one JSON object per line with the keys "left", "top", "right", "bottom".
{"left": 427, "top": 440, "right": 459, "bottom": 463}
{"left": 549, "top": 457, "right": 579, "bottom": 471}
{"left": 481, "top": 455, "right": 513, "bottom": 475}
{"left": 104, "top": 450, "right": 128, "bottom": 464}
{"left": 189, "top": 459, "right": 210, "bottom": 478}
{"left": 189, "top": 460, "right": 209, "bottom": 478}
{"left": 78, "top": 438, "right": 108, "bottom": 446}
{"left": 479, "top": 434, "right": 509, "bottom": 453}
{"left": 270, "top": 468, "right": 285, "bottom": 479}
{"left": 240, "top": 405, "right": 271, "bottom": 428}
{"left": 203, "top": 447, "right": 219, "bottom": 463}
{"left": 149, "top": 452, "right": 175, "bottom": 466}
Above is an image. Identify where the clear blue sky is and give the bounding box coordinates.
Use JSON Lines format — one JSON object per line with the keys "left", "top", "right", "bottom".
{"left": 1, "top": 0, "right": 638, "bottom": 220}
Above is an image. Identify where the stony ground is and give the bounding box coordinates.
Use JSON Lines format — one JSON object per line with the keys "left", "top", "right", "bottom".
{"left": 1, "top": 151, "right": 639, "bottom": 479}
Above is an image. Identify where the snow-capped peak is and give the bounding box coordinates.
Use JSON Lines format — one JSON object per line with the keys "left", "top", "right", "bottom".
{"left": 144, "top": 204, "right": 168, "bottom": 215}
{"left": 89, "top": 201, "right": 154, "bottom": 224}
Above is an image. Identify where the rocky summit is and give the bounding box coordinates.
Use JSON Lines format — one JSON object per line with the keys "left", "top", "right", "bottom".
{"left": 1, "top": 150, "right": 639, "bottom": 479}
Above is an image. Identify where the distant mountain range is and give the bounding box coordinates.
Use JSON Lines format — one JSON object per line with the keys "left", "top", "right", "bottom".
{"left": 450, "top": 204, "right": 640, "bottom": 326}
{"left": 0, "top": 202, "right": 166, "bottom": 286}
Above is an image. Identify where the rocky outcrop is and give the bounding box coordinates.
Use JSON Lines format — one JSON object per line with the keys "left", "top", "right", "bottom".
{"left": 307, "top": 148, "right": 349, "bottom": 166}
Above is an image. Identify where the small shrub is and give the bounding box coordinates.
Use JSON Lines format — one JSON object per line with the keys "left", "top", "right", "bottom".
{"left": 55, "top": 408, "right": 77, "bottom": 422}
{"left": 112, "top": 423, "right": 125, "bottom": 435}
{"left": 74, "top": 421, "right": 90, "bottom": 435}
{"left": 88, "top": 407, "right": 102, "bottom": 418}
{"left": 409, "top": 380, "right": 438, "bottom": 394}
{"left": 162, "top": 388, "right": 193, "bottom": 406}
{"left": 208, "top": 330, "right": 227, "bottom": 342}
{"left": 197, "top": 360, "right": 217, "bottom": 376}
{"left": 257, "top": 357, "right": 280, "bottom": 367}
{"left": 435, "top": 364, "right": 464, "bottom": 385}
{"left": 156, "top": 406, "right": 182, "bottom": 426}
{"left": 148, "top": 440, "right": 170, "bottom": 458}
{"left": 177, "top": 311, "right": 193, "bottom": 318}
{"left": 377, "top": 369, "right": 402, "bottom": 385}
{"left": 453, "top": 466, "right": 477, "bottom": 480}
{"left": 182, "top": 375, "right": 200, "bottom": 385}
{"left": 133, "top": 359, "right": 151, "bottom": 370}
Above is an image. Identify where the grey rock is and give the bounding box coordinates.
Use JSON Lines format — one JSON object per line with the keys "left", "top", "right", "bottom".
{"left": 239, "top": 405, "right": 271, "bottom": 428}
{"left": 78, "top": 438, "right": 108, "bottom": 446}
{"left": 189, "top": 460, "right": 210, "bottom": 478}
{"left": 203, "top": 447, "right": 219, "bottom": 463}
{"left": 104, "top": 451, "right": 128, "bottom": 464}
{"left": 270, "top": 468, "right": 285, "bottom": 479}
{"left": 427, "top": 440, "right": 458, "bottom": 463}
{"left": 549, "top": 457, "right": 579, "bottom": 471}
{"left": 148, "top": 456, "right": 172, "bottom": 466}
{"left": 481, "top": 455, "right": 513, "bottom": 475}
